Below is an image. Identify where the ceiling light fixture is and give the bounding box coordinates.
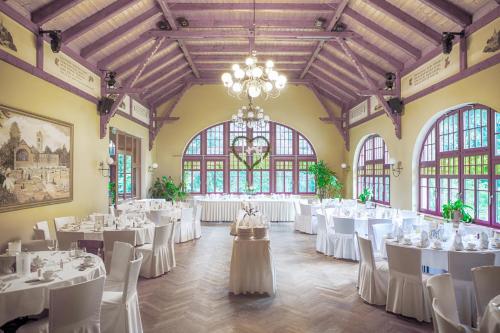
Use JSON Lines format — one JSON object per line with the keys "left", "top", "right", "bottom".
{"left": 231, "top": 99, "right": 270, "bottom": 130}
{"left": 39, "top": 29, "right": 62, "bottom": 53}
{"left": 442, "top": 31, "right": 464, "bottom": 54}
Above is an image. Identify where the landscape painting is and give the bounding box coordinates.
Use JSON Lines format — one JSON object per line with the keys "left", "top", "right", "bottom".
{"left": 0, "top": 105, "right": 73, "bottom": 212}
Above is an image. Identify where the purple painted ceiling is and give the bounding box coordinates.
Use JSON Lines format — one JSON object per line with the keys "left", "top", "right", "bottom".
{"left": 3, "top": 0, "right": 498, "bottom": 110}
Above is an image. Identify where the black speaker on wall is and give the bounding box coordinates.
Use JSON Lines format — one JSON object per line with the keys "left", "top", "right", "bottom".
{"left": 388, "top": 98, "right": 404, "bottom": 115}
{"left": 98, "top": 97, "right": 114, "bottom": 115}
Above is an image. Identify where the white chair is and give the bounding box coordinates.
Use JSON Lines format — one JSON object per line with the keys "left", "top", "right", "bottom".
{"left": 175, "top": 207, "right": 195, "bottom": 243}
{"left": 18, "top": 276, "right": 105, "bottom": 333}
{"left": 56, "top": 231, "right": 84, "bottom": 251}
{"left": 385, "top": 243, "right": 431, "bottom": 322}
{"left": 101, "top": 254, "right": 143, "bottom": 333}
{"left": 54, "top": 216, "right": 75, "bottom": 231}
{"left": 105, "top": 242, "right": 135, "bottom": 292}
{"left": 366, "top": 218, "right": 392, "bottom": 252}
{"left": 103, "top": 231, "right": 136, "bottom": 271}
{"left": 33, "top": 221, "right": 51, "bottom": 240}
{"left": 295, "top": 204, "right": 317, "bottom": 234}
{"left": 448, "top": 251, "right": 495, "bottom": 327}
{"left": 356, "top": 233, "right": 388, "bottom": 305}
{"left": 472, "top": 266, "right": 500, "bottom": 319}
{"left": 401, "top": 210, "right": 418, "bottom": 218}
{"left": 193, "top": 204, "right": 202, "bottom": 239}
{"left": 315, "top": 213, "right": 329, "bottom": 254}
{"left": 330, "top": 217, "right": 358, "bottom": 261}
{"left": 148, "top": 210, "right": 162, "bottom": 225}
{"left": 426, "top": 273, "right": 461, "bottom": 333}
{"left": 432, "top": 299, "right": 475, "bottom": 333}
{"left": 401, "top": 217, "right": 417, "bottom": 234}
{"left": 168, "top": 222, "right": 178, "bottom": 268}
{"left": 136, "top": 224, "right": 171, "bottom": 278}
{"left": 371, "top": 223, "right": 393, "bottom": 257}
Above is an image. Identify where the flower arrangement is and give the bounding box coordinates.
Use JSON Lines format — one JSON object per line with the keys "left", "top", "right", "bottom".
{"left": 441, "top": 199, "right": 473, "bottom": 223}
{"left": 148, "top": 176, "right": 187, "bottom": 202}
{"left": 358, "top": 187, "right": 373, "bottom": 204}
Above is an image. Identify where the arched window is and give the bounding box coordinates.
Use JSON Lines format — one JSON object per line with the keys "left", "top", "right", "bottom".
{"left": 182, "top": 121, "right": 317, "bottom": 194}
{"left": 356, "top": 135, "right": 390, "bottom": 205}
{"left": 418, "top": 104, "right": 499, "bottom": 227}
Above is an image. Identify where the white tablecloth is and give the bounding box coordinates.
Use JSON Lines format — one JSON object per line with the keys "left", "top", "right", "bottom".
{"left": 59, "top": 222, "right": 155, "bottom": 246}
{"left": 229, "top": 237, "right": 276, "bottom": 295}
{"left": 200, "top": 198, "right": 295, "bottom": 222}
{"left": 481, "top": 294, "right": 500, "bottom": 333}
{"left": 0, "top": 251, "right": 105, "bottom": 325}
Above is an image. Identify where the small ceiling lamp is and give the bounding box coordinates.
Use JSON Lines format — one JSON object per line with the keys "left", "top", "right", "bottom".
{"left": 221, "top": 50, "right": 287, "bottom": 100}
{"left": 39, "top": 29, "right": 62, "bottom": 53}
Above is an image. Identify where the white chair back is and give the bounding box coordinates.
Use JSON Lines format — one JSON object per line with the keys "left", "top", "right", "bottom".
{"left": 356, "top": 233, "right": 375, "bottom": 270}
{"left": 386, "top": 243, "right": 422, "bottom": 278}
{"left": 123, "top": 254, "right": 143, "bottom": 303}
{"left": 148, "top": 210, "right": 162, "bottom": 225}
{"left": 316, "top": 213, "right": 327, "bottom": 234}
{"left": 153, "top": 225, "right": 170, "bottom": 254}
{"left": 299, "top": 204, "right": 312, "bottom": 216}
{"left": 371, "top": 223, "right": 393, "bottom": 253}
{"left": 180, "top": 208, "right": 193, "bottom": 224}
{"left": 448, "top": 251, "right": 495, "bottom": 281}
{"left": 194, "top": 204, "right": 202, "bottom": 222}
{"left": 49, "top": 276, "right": 105, "bottom": 333}
{"left": 108, "top": 241, "right": 135, "bottom": 282}
{"left": 432, "top": 299, "right": 467, "bottom": 333}
{"left": 426, "top": 274, "right": 460, "bottom": 323}
{"left": 34, "top": 221, "right": 51, "bottom": 240}
{"left": 54, "top": 216, "right": 75, "bottom": 231}
{"left": 293, "top": 200, "right": 301, "bottom": 215}
{"left": 471, "top": 266, "right": 500, "bottom": 317}
{"left": 401, "top": 217, "right": 416, "bottom": 233}
{"left": 332, "top": 217, "right": 355, "bottom": 235}
{"left": 56, "top": 231, "right": 84, "bottom": 251}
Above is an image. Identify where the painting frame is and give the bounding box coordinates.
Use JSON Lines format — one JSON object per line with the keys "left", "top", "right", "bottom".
{"left": 0, "top": 104, "right": 73, "bottom": 213}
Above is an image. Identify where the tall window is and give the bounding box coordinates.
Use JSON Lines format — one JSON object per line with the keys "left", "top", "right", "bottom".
{"left": 182, "top": 121, "right": 317, "bottom": 194}
{"left": 109, "top": 130, "right": 141, "bottom": 202}
{"left": 356, "top": 135, "right": 390, "bottom": 205}
{"left": 418, "top": 104, "right": 499, "bottom": 228}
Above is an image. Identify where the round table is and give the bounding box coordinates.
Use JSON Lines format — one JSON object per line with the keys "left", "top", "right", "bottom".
{"left": 481, "top": 294, "right": 500, "bottom": 333}
{"left": 58, "top": 222, "right": 155, "bottom": 245}
{"left": 0, "top": 251, "right": 105, "bottom": 325}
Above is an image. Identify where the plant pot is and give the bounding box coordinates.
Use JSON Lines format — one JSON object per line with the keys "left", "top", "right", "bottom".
{"left": 452, "top": 211, "right": 462, "bottom": 228}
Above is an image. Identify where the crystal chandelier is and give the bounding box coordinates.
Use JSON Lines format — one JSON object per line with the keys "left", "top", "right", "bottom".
{"left": 231, "top": 99, "right": 270, "bottom": 129}
{"left": 221, "top": 50, "right": 287, "bottom": 99}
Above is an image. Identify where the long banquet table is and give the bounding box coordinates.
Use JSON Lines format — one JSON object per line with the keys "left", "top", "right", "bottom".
{"left": 198, "top": 197, "right": 296, "bottom": 222}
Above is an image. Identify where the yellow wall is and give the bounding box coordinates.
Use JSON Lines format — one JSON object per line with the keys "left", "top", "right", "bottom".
{"left": 154, "top": 84, "right": 346, "bottom": 184}
{"left": 0, "top": 60, "right": 156, "bottom": 247}
{"left": 345, "top": 64, "right": 500, "bottom": 210}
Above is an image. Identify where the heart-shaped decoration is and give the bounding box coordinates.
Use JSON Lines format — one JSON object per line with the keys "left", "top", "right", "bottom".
{"left": 231, "top": 135, "right": 271, "bottom": 171}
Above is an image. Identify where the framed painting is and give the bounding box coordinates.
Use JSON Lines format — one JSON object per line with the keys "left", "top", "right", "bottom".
{"left": 0, "top": 105, "right": 73, "bottom": 212}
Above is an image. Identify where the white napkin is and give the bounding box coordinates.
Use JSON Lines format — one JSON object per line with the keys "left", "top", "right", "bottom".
{"left": 420, "top": 230, "right": 430, "bottom": 247}
{"left": 480, "top": 232, "right": 489, "bottom": 249}
{"left": 453, "top": 233, "right": 464, "bottom": 251}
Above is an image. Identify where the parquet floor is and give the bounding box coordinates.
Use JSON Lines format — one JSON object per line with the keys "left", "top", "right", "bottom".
{"left": 137, "top": 223, "right": 433, "bottom": 333}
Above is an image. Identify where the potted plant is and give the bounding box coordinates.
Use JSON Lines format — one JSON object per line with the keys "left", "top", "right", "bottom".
{"left": 358, "top": 187, "right": 373, "bottom": 204}
{"left": 148, "top": 176, "right": 187, "bottom": 202}
{"left": 308, "top": 160, "right": 343, "bottom": 202}
{"left": 442, "top": 199, "right": 473, "bottom": 227}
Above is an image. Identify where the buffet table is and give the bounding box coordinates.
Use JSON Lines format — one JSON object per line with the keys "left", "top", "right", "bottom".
{"left": 199, "top": 197, "right": 296, "bottom": 222}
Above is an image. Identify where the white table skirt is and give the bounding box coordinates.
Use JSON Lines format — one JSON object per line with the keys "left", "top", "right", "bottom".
{"left": 200, "top": 199, "right": 295, "bottom": 222}
{"left": 59, "top": 223, "right": 155, "bottom": 246}
{"left": 481, "top": 294, "right": 500, "bottom": 333}
{"left": 229, "top": 237, "right": 276, "bottom": 295}
{"left": 0, "top": 251, "right": 105, "bottom": 325}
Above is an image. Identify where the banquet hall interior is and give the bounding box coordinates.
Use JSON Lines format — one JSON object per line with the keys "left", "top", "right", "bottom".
{"left": 0, "top": 0, "right": 499, "bottom": 332}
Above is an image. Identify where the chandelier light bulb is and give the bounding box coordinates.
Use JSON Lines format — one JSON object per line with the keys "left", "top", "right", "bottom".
{"left": 252, "top": 67, "right": 263, "bottom": 78}
{"left": 234, "top": 69, "right": 245, "bottom": 79}
{"left": 268, "top": 70, "right": 278, "bottom": 81}
{"left": 248, "top": 85, "right": 261, "bottom": 98}
{"left": 257, "top": 112, "right": 263, "bottom": 119}
{"left": 232, "top": 82, "right": 243, "bottom": 93}
{"left": 277, "top": 75, "right": 287, "bottom": 85}
{"left": 265, "top": 60, "right": 274, "bottom": 68}
{"left": 232, "top": 114, "right": 237, "bottom": 121}
{"left": 221, "top": 72, "right": 231, "bottom": 83}
{"left": 245, "top": 69, "right": 252, "bottom": 78}
{"left": 248, "top": 111, "right": 254, "bottom": 118}
{"left": 245, "top": 57, "right": 255, "bottom": 66}
{"left": 237, "top": 109, "right": 243, "bottom": 117}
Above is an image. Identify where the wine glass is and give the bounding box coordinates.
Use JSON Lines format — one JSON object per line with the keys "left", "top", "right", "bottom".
{"left": 47, "top": 240, "right": 58, "bottom": 252}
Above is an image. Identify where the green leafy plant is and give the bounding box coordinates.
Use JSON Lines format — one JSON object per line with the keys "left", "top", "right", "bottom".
{"left": 442, "top": 199, "right": 473, "bottom": 223}
{"left": 308, "top": 160, "right": 343, "bottom": 202}
{"left": 148, "top": 176, "right": 187, "bottom": 202}
{"left": 358, "top": 187, "right": 373, "bottom": 204}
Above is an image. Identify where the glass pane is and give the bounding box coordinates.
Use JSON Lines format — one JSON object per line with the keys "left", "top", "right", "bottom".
{"left": 276, "top": 125, "right": 293, "bottom": 155}
{"left": 464, "top": 179, "right": 475, "bottom": 218}
{"left": 118, "top": 154, "right": 124, "bottom": 174}
{"left": 125, "top": 174, "right": 132, "bottom": 193}
{"left": 186, "top": 135, "right": 201, "bottom": 155}
{"left": 477, "top": 179, "right": 489, "bottom": 221}
{"left": 125, "top": 155, "right": 132, "bottom": 173}
{"left": 206, "top": 124, "right": 224, "bottom": 154}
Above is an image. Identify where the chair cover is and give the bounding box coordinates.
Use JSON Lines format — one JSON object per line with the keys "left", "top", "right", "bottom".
{"left": 356, "top": 234, "right": 388, "bottom": 305}
{"left": 22, "top": 240, "right": 51, "bottom": 251}
{"left": 371, "top": 223, "right": 393, "bottom": 257}
{"left": 54, "top": 216, "right": 75, "bottom": 231}
{"left": 137, "top": 224, "right": 171, "bottom": 278}
{"left": 366, "top": 218, "right": 392, "bottom": 252}
{"left": 56, "top": 231, "right": 84, "bottom": 251}
{"left": 315, "top": 213, "right": 329, "bottom": 254}
{"left": 34, "top": 221, "right": 51, "bottom": 240}
{"left": 18, "top": 276, "right": 105, "bottom": 333}
{"left": 147, "top": 210, "right": 163, "bottom": 225}
{"left": 101, "top": 255, "right": 143, "bottom": 333}
{"left": 330, "top": 217, "right": 358, "bottom": 261}
{"left": 295, "top": 204, "right": 317, "bottom": 234}
{"left": 432, "top": 299, "right": 473, "bottom": 333}
{"left": 103, "top": 230, "right": 136, "bottom": 270}
{"left": 193, "top": 204, "right": 202, "bottom": 239}
{"left": 472, "top": 266, "right": 500, "bottom": 319}
{"left": 426, "top": 273, "right": 460, "bottom": 332}
{"left": 168, "top": 222, "right": 178, "bottom": 269}
{"left": 401, "top": 217, "right": 416, "bottom": 234}
{"left": 175, "top": 208, "right": 195, "bottom": 243}
{"left": 448, "top": 251, "right": 495, "bottom": 327}
{"left": 385, "top": 243, "right": 431, "bottom": 322}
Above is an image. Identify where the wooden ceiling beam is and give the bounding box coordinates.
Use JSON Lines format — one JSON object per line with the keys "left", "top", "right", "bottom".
{"left": 31, "top": 0, "right": 83, "bottom": 25}
{"left": 417, "top": 0, "right": 471, "bottom": 27}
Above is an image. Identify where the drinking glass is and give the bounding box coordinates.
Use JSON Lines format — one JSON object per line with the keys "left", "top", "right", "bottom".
{"left": 47, "top": 240, "right": 58, "bottom": 252}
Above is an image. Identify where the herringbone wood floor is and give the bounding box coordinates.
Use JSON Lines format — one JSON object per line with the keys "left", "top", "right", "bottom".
{"left": 138, "top": 223, "right": 433, "bottom": 333}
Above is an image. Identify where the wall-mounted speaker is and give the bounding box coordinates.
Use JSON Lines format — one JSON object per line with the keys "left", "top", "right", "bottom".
{"left": 98, "top": 97, "right": 114, "bottom": 115}
{"left": 388, "top": 98, "right": 404, "bottom": 115}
